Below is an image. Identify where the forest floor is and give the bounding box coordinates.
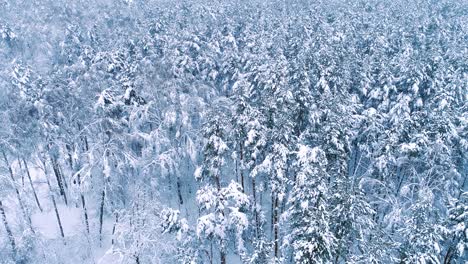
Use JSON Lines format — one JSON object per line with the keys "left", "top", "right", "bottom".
{"left": 3, "top": 161, "right": 116, "bottom": 264}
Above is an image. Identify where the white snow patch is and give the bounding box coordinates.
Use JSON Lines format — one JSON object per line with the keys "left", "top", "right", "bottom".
{"left": 32, "top": 204, "right": 82, "bottom": 239}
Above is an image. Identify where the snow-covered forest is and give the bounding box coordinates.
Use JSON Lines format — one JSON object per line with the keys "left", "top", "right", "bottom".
{"left": 0, "top": 0, "right": 467, "bottom": 263}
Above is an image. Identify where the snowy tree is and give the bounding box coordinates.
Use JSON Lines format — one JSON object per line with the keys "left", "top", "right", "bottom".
{"left": 285, "top": 145, "right": 335, "bottom": 263}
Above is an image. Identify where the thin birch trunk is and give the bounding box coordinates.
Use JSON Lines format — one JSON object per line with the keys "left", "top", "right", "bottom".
{"left": 77, "top": 174, "right": 90, "bottom": 234}
{"left": 99, "top": 189, "right": 105, "bottom": 247}
{"left": 18, "top": 158, "right": 24, "bottom": 187}
{"left": 41, "top": 157, "right": 65, "bottom": 239}
{"left": 111, "top": 213, "right": 119, "bottom": 245}
{"left": 23, "top": 158, "right": 43, "bottom": 212}
{"left": 0, "top": 200, "right": 16, "bottom": 254}
{"left": 252, "top": 177, "right": 259, "bottom": 238}
{"left": 2, "top": 151, "right": 33, "bottom": 230}
{"left": 58, "top": 164, "right": 68, "bottom": 190}
{"left": 50, "top": 155, "right": 68, "bottom": 205}
{"left": 177, "top": 175, "right": 184, "bottom": 206}
{"left": 239, "top": 143, "right": 245, "bottom": 193}
{"left": 273, "top": 194, "right": 279, "bottom": 259}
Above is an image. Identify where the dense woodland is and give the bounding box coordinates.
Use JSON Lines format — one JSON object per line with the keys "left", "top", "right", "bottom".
{"left": 0, "top": 0, "right": 467, "bottom": 263}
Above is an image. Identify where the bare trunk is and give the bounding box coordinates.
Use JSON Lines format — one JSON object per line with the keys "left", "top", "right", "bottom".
{"left": 99, "top": 189, "right": 105, "bottom": 247}
{"left": 215, "top": 172, "right": 226, "bottom": 264}
{"left": 2, "top": 151, "right": 33, "bottom": 230}
{"left": 239, "top": 143, "right": 245, "bottom": 193}
{"left": 66, "top": 144, "right": 74, "bottom": 170}
{"left": 0, "top": 200, "right": 16, "bottom": 254}
{"left": 111, "top": 213, "right": 119, "bottom": 245}
{"left": 443, "top": 238, "right": 455, "bottom": 264}
{"left": 42, "top": 157, "right": 65, "bottom": 239}
{"left": 271, "top": 194, "right": 274, "bottom": 235}
{"left": 81, "top": 194, "right": 90, "bottom": 234}
{"left": 77, "top": 123, "right": 90, "bottom": 153}
{"left": 23, "top": 158, "right": 43, "bottom": 212}
{"left": 210, "top": 241, "right": 213, "bottom": 264}
{"left": 84, "top": 136, "right": 89, "bottom": 152}
{"left": 18, "top": 158, "right": 24, "bottom": 187}
{"left": 177, "top": 176, "right": 184, "bottom": 205}
{"left": 273, "top": 194, "right": 279, "bottom": 259}
{"left": 252, "top": 177, "right": 259, "bottom": 238}
{"left": 51, "top": 192, "right": 65, "bottom": 239}
{"left": 77, "top": 174, "right": 90, "bottom": 234}
{"left": 58, "top": 164, "right": 68, "bottom": 190}
{"left": 215, "top": 174, "right": 221, "bottom": 191}
{"left": 220, "top": 250, "right": 226, "bottom": 264}
{"left": 50, "top": 155, "right": 68, "bottom": 205}
{"left": 235, "top": 153, "right": 239, "bottom": 183}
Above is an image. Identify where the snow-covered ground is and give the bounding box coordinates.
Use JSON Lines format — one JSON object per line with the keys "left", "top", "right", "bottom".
{"left": 1, "top": 161, "right": 115, "bottom": 264}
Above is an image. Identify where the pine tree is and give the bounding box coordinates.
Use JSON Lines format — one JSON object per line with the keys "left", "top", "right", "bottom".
{"left": 285, "top": 145, "right": 335, "bottom": 263}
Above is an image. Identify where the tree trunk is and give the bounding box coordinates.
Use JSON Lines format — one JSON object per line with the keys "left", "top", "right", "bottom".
{"left": 58, "top": 164, "right": 68, "bottom": 190}
{"left": 443, "top": 238, "right": 455, "bottom": 264}
{"left": 50, "top": 155, "right": 68, "bottom": 205}
{"left": 18, "top": 158, "right": 24, "bottom": 187}
{"left": 2, "top": 151, "right": 33, "bottom": 230}
{"left": 239, "top": 143, "right": 245, "bottom": 193}
{"left": 77, "top": 123, "right": 90, "bottom": 153}
{"left": 99, "top": 189, "right": 105, "bottom": 247}
{"left": 177, "top": 176, "right": 184, "bottom": 205}
{"left": 83, "top": 135, "right": 89, "bottom": 152}
{"left": 210, "top": 241, "right": 213, "bottom": 264}
{"left": 215, "top": 174, "right": 221, "bottom": 191}
{"left": 42, "top": 157, "right": 65, "bottom": 239}
{"left": 111, "top": 213, "right": 119, "bottom": 245}
{"left": 235, "top": 152, "right": 239, "bottom": 183}
{"left": 271, "top": 194, "right": 275, "bottom": 235}
{"left": 51, "top": 191, "right": 65, "bottom": 239}
{"left": 23, "top": 158, "right": 43, "bottom": 212}
{"left": 47, "top": 183, "right": 65, "bottom": 239}
{"left": 81, "top": 193, "right": 90, "bottom": 234}
{"left": 66, "top": 144, "right": 74, "bottom": 170}
{"left": 0, "top": 200, "right": 16, "bottom": 254}
{"left": 273, "top": 194, "right": 279, "bottom": 259}
{"left": 77, "top": 174, "right": 90, "bottom": 234}
{"left": 220, "top": 250, "right": 226, "bottom": 264}
{"left": 252, "top": 177, "right": 259, "bottom": 238}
